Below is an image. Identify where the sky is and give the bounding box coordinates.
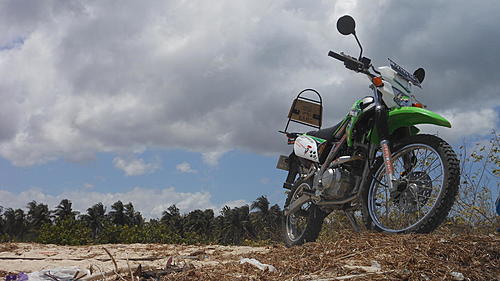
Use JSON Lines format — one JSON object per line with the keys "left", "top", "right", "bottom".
{"left": 0, "top": 0, "right": 499, "bottom": 218}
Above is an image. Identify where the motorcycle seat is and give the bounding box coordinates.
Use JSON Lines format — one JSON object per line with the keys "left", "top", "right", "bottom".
{"left": 307, "top": 121, "right": 342, "bottom": 142}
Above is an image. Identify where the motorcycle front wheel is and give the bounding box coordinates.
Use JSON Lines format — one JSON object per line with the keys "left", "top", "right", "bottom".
{"left": 282, "top": 178, "right": 327, "bottom": 247}
{"left": 362, "top": 134, "right": 460, "bottom": 233}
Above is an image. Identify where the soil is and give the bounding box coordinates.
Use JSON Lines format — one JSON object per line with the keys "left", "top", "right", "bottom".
{"left": 0, "top": 232, "right": 498, "bottom": 281}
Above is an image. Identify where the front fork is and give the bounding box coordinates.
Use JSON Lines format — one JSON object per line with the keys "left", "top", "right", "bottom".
{"left": 380, "top": 139, "right": 397, "bottom": 193}
{"left": 373, "top": 87, "right": 397, "bottom": 193}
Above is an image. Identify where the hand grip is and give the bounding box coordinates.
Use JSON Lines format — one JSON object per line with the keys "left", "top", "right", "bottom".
{"left": 328, "top": 51, "right": 346, "bottom": 62}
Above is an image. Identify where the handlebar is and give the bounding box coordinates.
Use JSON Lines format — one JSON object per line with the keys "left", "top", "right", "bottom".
{"left": 328, "top": 51, "right": 346, "bottom": 62}
{"left": 328, "top": 50, "right": 372, "bottom": 74}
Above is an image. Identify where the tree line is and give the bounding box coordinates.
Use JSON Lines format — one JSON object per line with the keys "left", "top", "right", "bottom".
{"left": 0, "top": 133, "right": 497, "bottom": 245}
{"left": 0, "top": 196, "right": 283, "bottom": 245}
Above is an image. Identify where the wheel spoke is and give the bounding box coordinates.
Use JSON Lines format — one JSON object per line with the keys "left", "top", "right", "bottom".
{"left": 430, "top": 172, "right": 443, "bottom": 182}
{"left": 367, "top": 143, "right": 446, "bottom": 232}
{"left": 420, "top": 157, "right": 440, "bottom": 174}
{"left": 286, "top": 182, "right": 314, "bottom": 243}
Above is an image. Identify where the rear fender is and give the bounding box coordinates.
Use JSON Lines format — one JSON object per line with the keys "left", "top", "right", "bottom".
{"left": 370, "top": 107, "right": 451, "bottom": 144}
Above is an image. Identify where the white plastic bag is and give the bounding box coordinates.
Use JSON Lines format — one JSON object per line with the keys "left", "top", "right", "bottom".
{"left": 27, "top": 266, "right": 89, "bottom": 281}
{"left": 240, "top": 258, "right": 276, "bottom": 272}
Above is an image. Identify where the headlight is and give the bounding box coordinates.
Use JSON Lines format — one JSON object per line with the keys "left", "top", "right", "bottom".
{"left": 392, "top": 87, "right": 412, "bottom": 107}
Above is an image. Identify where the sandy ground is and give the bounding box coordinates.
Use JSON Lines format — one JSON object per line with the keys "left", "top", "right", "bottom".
{"left": 0, "top": 232, "right": 498, "bottom": 280}
{"left": 0, "top": 243, "right": 268, "bottom": 276}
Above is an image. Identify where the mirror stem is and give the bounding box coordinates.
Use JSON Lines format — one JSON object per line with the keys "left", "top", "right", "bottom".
{"left": 353, "top": 32, "right": 363, "bottom": 60}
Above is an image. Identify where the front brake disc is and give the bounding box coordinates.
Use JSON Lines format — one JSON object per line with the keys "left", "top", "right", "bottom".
{"left": 397, "top": 171, "right": 432, "bottom": 213}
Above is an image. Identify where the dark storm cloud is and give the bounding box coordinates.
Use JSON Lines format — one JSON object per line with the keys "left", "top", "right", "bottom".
{"left": 358, "top": 0, "right": 500, "bottom": 111}
{"left": 0, "top": 0, "right": 498, "bottom": 166}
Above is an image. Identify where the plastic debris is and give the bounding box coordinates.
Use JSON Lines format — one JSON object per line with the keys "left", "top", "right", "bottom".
{"left": 5, "top": 273, "right": 28, "bottom": 281}
{"left": 240, "top": 258, "right": 276, "bottom": 272}
{"left": 26, "top": 267, "right": 89, "bottom": 281}
{"left": 344, "top": 260, "right": 382, "bottom": 273}
{"left": 420, "top": 273, "right": 431, "bottom": 281}
{"left": 450, "top": 271, "right": 465, "bottom": 280}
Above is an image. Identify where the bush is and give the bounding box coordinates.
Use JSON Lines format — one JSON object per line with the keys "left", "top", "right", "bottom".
{"left": 37, "top": 219, "right": 91, "bottom": 245}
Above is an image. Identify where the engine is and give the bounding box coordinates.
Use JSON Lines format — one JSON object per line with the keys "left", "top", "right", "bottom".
{"left": 319, "top": 166, "right": 355, "bottom": 199}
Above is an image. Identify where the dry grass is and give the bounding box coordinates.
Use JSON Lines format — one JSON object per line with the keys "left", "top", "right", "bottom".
{"left": 167, "top": 231, "right": 499, "bottom": 281}
{"left": 0, "top": 232, "right": 498, "bottom": 280}
{"left": 0, "top": 243, "right": 18, "bottom": 253}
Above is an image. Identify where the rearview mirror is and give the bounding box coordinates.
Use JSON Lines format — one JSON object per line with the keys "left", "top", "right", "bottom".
{"left": 337, "top": 15, "right": 356, "bottom": 35}
{"left": 413, "top": 68, "right": 425, "bottom": 83}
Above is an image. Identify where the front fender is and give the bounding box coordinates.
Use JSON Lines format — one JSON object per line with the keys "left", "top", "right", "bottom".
{"left": 370, "top": 107, "right": 451, "bottom": 144}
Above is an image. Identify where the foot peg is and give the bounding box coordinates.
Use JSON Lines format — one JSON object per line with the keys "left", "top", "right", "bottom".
{"left": 283, "top": 182, "right": 293, "bottom": 189}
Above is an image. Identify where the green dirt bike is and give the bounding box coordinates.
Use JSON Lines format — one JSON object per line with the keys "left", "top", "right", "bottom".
{"left": 277, "top": 15, "right": 460, "bottom": 247}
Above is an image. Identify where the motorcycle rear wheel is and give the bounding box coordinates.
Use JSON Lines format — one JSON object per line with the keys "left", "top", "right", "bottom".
{"left": 362, "top": 134, "right": 460, "bottom": 233}
{"left": 282, "top": 178, "right": 327, "bottom": 247}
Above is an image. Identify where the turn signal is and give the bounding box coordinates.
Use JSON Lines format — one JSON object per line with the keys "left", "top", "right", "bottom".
{"left": 372, "top": 76, "right": 384, "bottom": 87}
{"left": 412, "top": 103, "right": 424, "bottom": 108}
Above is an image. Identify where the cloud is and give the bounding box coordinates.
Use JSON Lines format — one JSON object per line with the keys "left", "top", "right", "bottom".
{"left": 0, "top": 187, "right": 248, "bottom": 219}
{"left": 219, "top": 199, "right": 248, "bottom": 210}
{"left": 0, "top": 0, "right": 498, "bottom": 166}
{"left": 176, "top": 161, "right": 197, "bottom": 173}
{"left": 202, "top": 150, "right": 228, "bottom": 166}
{"left": 113, "top": 156, "right": 160, "bottom": 176}
{"left": 420, "top": 108, "right": 499, "bottom": 143}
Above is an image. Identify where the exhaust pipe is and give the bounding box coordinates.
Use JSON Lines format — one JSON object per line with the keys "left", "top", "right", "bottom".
{"left": 284, "top": 193, "right": 315, "bottom": 216}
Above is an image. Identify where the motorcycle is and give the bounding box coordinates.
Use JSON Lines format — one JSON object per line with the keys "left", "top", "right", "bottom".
{"left": 277, "top": 15, "right": 460, "bottom": 247}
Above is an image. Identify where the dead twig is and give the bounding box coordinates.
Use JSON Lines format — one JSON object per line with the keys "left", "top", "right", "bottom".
{"left": 102, "top": 247, "right": 118, "bottom": 272}
{"left": 43, "top": 273, "right": 59, "bottom": 281}
{"left": 102, "top": 247, "right": 126, "bottom": 281}
{"left": 126, "top": 254, "right": 134, "bottom": 281}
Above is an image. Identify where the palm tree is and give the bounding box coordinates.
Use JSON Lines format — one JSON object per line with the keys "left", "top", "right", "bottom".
{"left": 53, "top": 199, "right": 79, "bottom": 222}
{"left": 161, "top": 205, "right": 183, "bottom": 233}
{"left": 124, "top": 202, "right": 144, "bottom": 226}
{"left": 3, "top": 208, "right": 27, "bottom": 240}
{"left": 203, "top": 209, "right": 215, "bottom": 236}
{"left": 27, "top": 201, "right": 51, "bottom": 230}
{"left": 80, "top": 203, "right": 106, "bottom": 238}
{"left": 251, "top": 196, "right": 270, "bottom": 216}
{"left": 109, "top": 201, "right": 127, "bottom": 226}
{"left": 251, "top": 196, "right": 271, "bottom": 239}
{"left": 183, "top": 209, "right": 214, "bottom": 237}
{"left": 219, "top": 205, "right": 254, "bottom": 244}
{"left": 268, "top": 204, "right": 283, "bottom": 240}
{"left": 0, "top": 206, "right": 5, "bottom": 235}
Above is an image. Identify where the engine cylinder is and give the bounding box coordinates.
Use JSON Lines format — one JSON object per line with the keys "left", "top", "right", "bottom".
{"left": 320, "top": 167, "right": 354, "bottom": 199}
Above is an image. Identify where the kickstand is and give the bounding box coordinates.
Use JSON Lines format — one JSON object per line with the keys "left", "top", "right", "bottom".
{"left": 343, "top": 210, "right": 361, "bottom": 232}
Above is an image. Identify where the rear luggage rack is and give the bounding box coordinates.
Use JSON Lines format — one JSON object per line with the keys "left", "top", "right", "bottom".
{"left": 282, "top": 89, "right": 323, "bottom": 134}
